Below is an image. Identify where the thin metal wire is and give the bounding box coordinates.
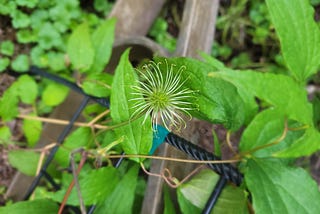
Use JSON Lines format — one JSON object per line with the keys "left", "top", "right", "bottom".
{"left": 23, "top": 96, "right": 90, "bottom": 200}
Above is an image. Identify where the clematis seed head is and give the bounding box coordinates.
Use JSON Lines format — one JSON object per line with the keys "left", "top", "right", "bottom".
{"left": 130, "top": 60, "right": 196, "bottom": 131}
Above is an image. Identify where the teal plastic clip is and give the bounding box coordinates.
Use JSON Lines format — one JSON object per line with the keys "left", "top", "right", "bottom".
{"left": 149, "top": 125, "right": 169, "bottom": 154}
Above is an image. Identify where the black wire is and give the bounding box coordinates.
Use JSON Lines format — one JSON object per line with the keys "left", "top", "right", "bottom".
{"left": 202, "top": 176, "right": 227, "bottom": 214}
{"left": 42, "top": 171, "right": 60, "bottom": 190}
{"left": 23, "top": 96, "right": 90, "bottom": 200}
{"left": 7, "top": 67, "right": 110, "bottom": 108}
{"left": 165, "top": 132, "right": 243, "bottom": 186}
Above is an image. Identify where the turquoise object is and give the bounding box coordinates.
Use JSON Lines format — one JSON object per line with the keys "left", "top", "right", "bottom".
{"left": 150, "top": 125, "right": 169, "bottom": 154}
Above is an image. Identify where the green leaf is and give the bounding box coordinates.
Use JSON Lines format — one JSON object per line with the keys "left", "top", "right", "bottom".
{"left": 0, "top": 126, "right": 11, "bottom": 143}
{"left": 274, "top": 128, "right": 320, "bottom": 158}
{"left": 199, "top": 77, "right": 246, "bottom": 131}
{"left": 47, "top": 51, "right": 66, "bottom": 72}
{"left": 11, "top": 54, "right": 29, "bottom": 72}
{"left": 30, "top": 10, "right": 49, "bottom": 30}
{"left": 90, "top": 18, "right": 116, "bottom": 73}
{"left": 266, "top": 0, "right": 320, "bottom": 82}
{"left": 94, "top": 0, "right": 113, "bottom": 14}
{"left": 110, "top": 49, "right": 152, "bottom": 162}
{"left": 51, "top": 166, "right": 119, "bottom": 206}
{"left": 95, "top": 164, "right": 139, "bottom": 213}
{"left": 164, "top": 186, "right": 176, "bottom": 214}
{"left": 0, "top": 86, "right": 19, "bottom": 121}
{"left": 67, "top": 22, "right": 94, "bottom": 72}
{"left": 16, "top": 0, "right": 38, "bottom": 8}
{"left": 178, "top": 169, "right": 248, "bottom": 214}
{"left": 8, "top": 150, "right": 40, "bottom": 176}
{"left": 1, "top": 40, "right": 14, "bottom": 56}
{"left": 201, "top": 54, "right": 258, "bottom": 125}
{"left": 245, "top": 158, "right": 320, "bottom": 214}
{"left": 11, "top": 10, "right": 30, "bottom": 28}
{"left": 38, "top": 23, "right": 63, "bottom": 50}
{"left": 209, "top": 69, "right": 313, "bottom": 126}
{"left": 0, "top": 199, "right": 59, "bottom": 214}
{"left": 55, "top": 127, "right": 93, "bottom": 167}
{"left": 239, "top": 108, "right": 286, "bottom": 156}
{"left": 0, "top": 1, "right": 16, "bottom": 15}
{"left": 16, "top": 29, "right": 37, "bottom": 43}
{"left": 82, "top": 73, "right": 113, "bottom": 97}
{"left": 22, "top": 114, "right": 42, "bottom": 147}
{"left": 16, "top": 75, "right": 38, "bottom": 104}
{"left": 42, "top": 83, "right": 69, "bottom": 106}
{"left": 30, "top": 46, "right": 48, "bottom": 68}
{"left": 160, "top": 57, "right": 252, "bottom": 131}
{"left": 177, "top": 190, "right": 201, "bottom": 214}
{"left": 0, "top": 57, "right": 10, "bottom": 72}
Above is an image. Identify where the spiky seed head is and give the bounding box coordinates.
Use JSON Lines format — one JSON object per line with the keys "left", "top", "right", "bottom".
{"left": 130, "top": 60, "right": 196, "bottom": 131}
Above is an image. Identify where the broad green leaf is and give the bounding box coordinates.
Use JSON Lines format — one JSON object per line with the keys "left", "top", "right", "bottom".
{"left": 0, "top": 199, "right": 59, "bottom": 214}
{"left": 0, "top": 40, "right": 14, "bottom": 56}
{"left": 200, "top": 77, "right": 246, "bottom": 131}
{"left": 82, "top": 73, "right": 113, "bottom": 97}
{"left": 0, "top": 126, "right": 11, "bottom": 142}
{"left": 8, "top": 150, "right": 40, "bottom": 176}
{"left": 201, "top": 53, "right": 258, "bottom": 125}
{"left": 47, "top": 51, "right": 66, "bottom": 72}
{"left": 11, "top": 54, "right": 29, "bottom": 72}
{"left": 209, "top": 70, "right": 313, "bottom": 126}
{"left": 22, "top": 114, "right": 42, "bottom": 147}
{"left": 110, "top": 49, "right": 152, "bottom": 161}
{"left": 0, "top": 85, "right": 19, "bottom": 121}
{"left": 42, "top": 82, "right": 69, "bottom": 106}
{"left": 177, "top": 190, "right": 202, "bottom": 214}
{"left": 55, "top": 127, "right": 93, "bottom": 167}
{"left": 156, "top": 57, "right": 251, "bottom": 131}
{"left": 90, "top": 18, "right": 115, "bottom": 73}
{"left": 16, "top": 75, "right": 38, "bottom": 104}
{"left": 51, "top": 166, "right": 119, "bottom": 206}
{"left": 274, "top": 128, "right": 320, "bottom": 158}
{"left": 95, "top": 164, "right": 139, "bottom": 213}
{"left": 0, "top": 57, "right": 10, "bottom": 72}
{"left": 266, "top": 0, "right": 320, "bottom": 82}
{"left": 240, "top": 108, "right": 286, "bottom": 156}
{"left": 245, "top": 158, "right": 320, "bottom": 214}
{"left": 164, "top": 186, "right": 176, "bottom": 214}
{"left": 67, "top": 22, "right": 94, "bottom": 72}
{"left": 178, "top": 169, "right": 248, "bottom": 214}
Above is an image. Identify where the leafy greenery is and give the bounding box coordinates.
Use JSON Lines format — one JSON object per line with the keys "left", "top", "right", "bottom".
{"left": 0, "top": 0, "right": 320, "bottom": 213}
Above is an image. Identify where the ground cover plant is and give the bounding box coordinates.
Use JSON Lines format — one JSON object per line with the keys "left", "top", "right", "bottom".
{"left": 0, "top": 0, "right": 320, "bottom": 213}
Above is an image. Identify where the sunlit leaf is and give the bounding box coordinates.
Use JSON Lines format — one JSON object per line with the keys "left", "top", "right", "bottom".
{"left": 42, "top": 83, "right": 69, "bottom": 106}
{"left": 67, "top": 22, "right": 94, "bottom": 72}
{"left": 110, "top": 49, "right": 152, "bottom": 162}
{"left": 8, "top": 150, "right": 40, "bottom": 176}
{"left": 245, "top": 158, "right": 320, "bottom": 214}
{"left": 0, "top": 199, "right": 59, "bottom": 214}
